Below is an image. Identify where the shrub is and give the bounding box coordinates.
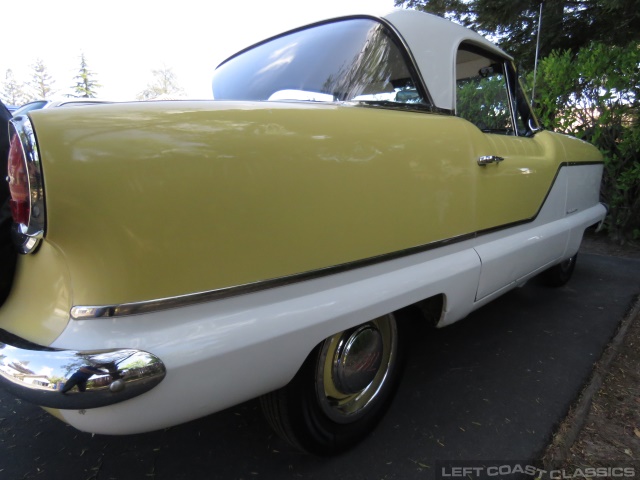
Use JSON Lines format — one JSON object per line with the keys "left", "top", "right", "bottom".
{"left": 532, "top": 42, "right": 640, "bottom": 243}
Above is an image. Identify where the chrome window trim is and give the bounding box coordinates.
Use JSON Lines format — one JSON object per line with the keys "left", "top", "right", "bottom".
{"left": 504, "top": 60, "right": 540, "bottom": 137}
{"left": 8, "top": 115, "right": 46, "bottom": 253}
{"left": 503, "top": 60, "right": 520, "bottom": 135}
{"left": 350, "top": 101, "right": 453, "bottom": 115}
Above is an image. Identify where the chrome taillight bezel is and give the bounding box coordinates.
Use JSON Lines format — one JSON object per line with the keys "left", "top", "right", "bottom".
{"left": 7, "top": 115, "right": 46, "bottom": 254}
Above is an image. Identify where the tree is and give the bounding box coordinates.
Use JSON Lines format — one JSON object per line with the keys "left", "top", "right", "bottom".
{"left": 532, "top": 42, "right": 640, "bottom": 242}
{"left": 71, "top": 53, "right": 101, "bottom": 98}
{"left": 48, "top": 375, "right": 66, "bottom": 386}
{"left": 1, "top": 69, "right": 29, "bottom": 105}
{"left": 29, "top": 59, "right": 55, "bottom": 99}
{"left": 136, "top": 67, "right": 185, "bottom": 100}
{"left": 394, "top": 0, "right": 640, "bottom": 70}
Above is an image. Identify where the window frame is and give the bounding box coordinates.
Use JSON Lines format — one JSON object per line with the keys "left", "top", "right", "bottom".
{"left": 455, "top": 43, "right": 538, "bottom": 136}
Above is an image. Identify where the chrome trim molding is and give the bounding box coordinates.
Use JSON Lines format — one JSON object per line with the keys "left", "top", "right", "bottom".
{"left": 566, "top": 161, "right": 603, "bottom": 167}
{"left": 353, "top": 101, "right": 453, "bottom": 115}
{"left": 0, "top": 329, "right": 166, "bottom": 409}
{"left": 71, "top": 231, "right": 476, "bottom": 320}
{"left": 70, "top": 161, "right": 604, "bottom": 321}
{"left": 8, "top": 115, "right": 46, "bottom": 254}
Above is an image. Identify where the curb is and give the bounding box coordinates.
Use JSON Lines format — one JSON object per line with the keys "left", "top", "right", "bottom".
{"left": 540, "top": 294, "right": 640, "bottom": 468}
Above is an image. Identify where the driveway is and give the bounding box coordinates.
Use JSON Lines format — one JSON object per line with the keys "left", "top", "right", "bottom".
{"left": 0, "top": 253, "right": 638, "bottom": 480}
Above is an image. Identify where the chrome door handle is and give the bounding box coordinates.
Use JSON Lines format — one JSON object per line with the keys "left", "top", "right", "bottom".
{"left": 478, "top": 155, "right": 505, "bottom": 166}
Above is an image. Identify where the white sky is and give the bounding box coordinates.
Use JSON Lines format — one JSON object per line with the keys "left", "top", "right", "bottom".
{"left": 2, "top": 0, "right": 397, "bottom": 102}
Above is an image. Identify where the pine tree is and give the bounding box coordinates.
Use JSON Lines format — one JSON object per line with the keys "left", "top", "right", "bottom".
{"left": 1, "top": 69, "right": 29, "bottom": 105}
{"left": 72, "top": 53, "right": 101, "bottom": 98}
{"left": 136, "top": 67, "right": 185, "bottom": 100}
{"left": 29, "top": 59, "right": 55, "bottom": 99}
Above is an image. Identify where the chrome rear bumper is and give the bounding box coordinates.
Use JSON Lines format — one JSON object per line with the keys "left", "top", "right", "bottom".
{"left": 0, "top": 329, "right": 166, "bottom": 409}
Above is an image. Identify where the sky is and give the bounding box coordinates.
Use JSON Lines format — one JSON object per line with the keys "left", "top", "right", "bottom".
{"left": 2, "top": 0, "right": 397, "bottom": 103}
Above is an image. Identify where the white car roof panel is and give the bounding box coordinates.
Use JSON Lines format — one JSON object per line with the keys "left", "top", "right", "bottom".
{"left": 380, "top": 9, "right": 511, "bottom": 111}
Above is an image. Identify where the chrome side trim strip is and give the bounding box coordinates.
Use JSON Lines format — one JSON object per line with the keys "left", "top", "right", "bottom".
{"left": 0, "top": 329, "right": 166, "bottom": 409}
{"left": 71, "top": 231, "right": 476, "bottom": 320}
{"left": 70, "top": 161, "right": 604, "bottom": 321}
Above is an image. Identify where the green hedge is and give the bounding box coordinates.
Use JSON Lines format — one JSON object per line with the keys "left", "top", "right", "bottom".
{"left": 531, "top": 42, "right": 640, "bottom": 243}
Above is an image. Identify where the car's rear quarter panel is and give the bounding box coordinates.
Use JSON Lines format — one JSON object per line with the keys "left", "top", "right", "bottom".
{"left": 31, "top": 102, "right": 484, "bottom": 307}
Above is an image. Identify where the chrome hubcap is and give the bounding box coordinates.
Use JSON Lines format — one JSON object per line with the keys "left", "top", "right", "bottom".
{"left": 333, "top": 325, "right": 384, "bottom": 394}
{"left": 315, "top": 314, "right": 397, "bottom": 424}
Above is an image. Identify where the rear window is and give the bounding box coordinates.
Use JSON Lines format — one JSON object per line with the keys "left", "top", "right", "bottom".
{"left": 212, "top": 18, "right": 428, "bottom": 107}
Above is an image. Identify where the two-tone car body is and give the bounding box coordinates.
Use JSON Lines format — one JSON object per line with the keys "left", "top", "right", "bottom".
{"left": 0, "top": 9, "right": 606, "bottom": 454}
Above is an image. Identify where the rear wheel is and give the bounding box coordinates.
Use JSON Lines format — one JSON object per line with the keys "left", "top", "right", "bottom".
{"left": 542, "top": 254, "right": 577, "bottom": 287}
{"left": 260, "top": 313, "right": 405, "bottom": 455}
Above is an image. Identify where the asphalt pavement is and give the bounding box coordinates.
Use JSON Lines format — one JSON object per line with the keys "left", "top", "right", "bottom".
{"left": 0, "top": 253, "right": 638, "bottom": 480}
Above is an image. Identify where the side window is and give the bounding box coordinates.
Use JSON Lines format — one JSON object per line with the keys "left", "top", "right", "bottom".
{"left": 212, "top": 19, "right": 428, "bottom": 108}
{"left": 455, "top": 45, "right": 528, "bottom": 135}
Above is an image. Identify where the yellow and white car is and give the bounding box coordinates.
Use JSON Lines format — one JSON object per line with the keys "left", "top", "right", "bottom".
{"left": 0, "top": 9, "right": 605, "bottom": 454}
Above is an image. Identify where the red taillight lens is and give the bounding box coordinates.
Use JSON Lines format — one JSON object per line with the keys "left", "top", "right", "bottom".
{"left": 7, "top": 116, "right": 45, "bottom": 254}
{"left": 7, "top": 132, "right": 31, "bottom": 226}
